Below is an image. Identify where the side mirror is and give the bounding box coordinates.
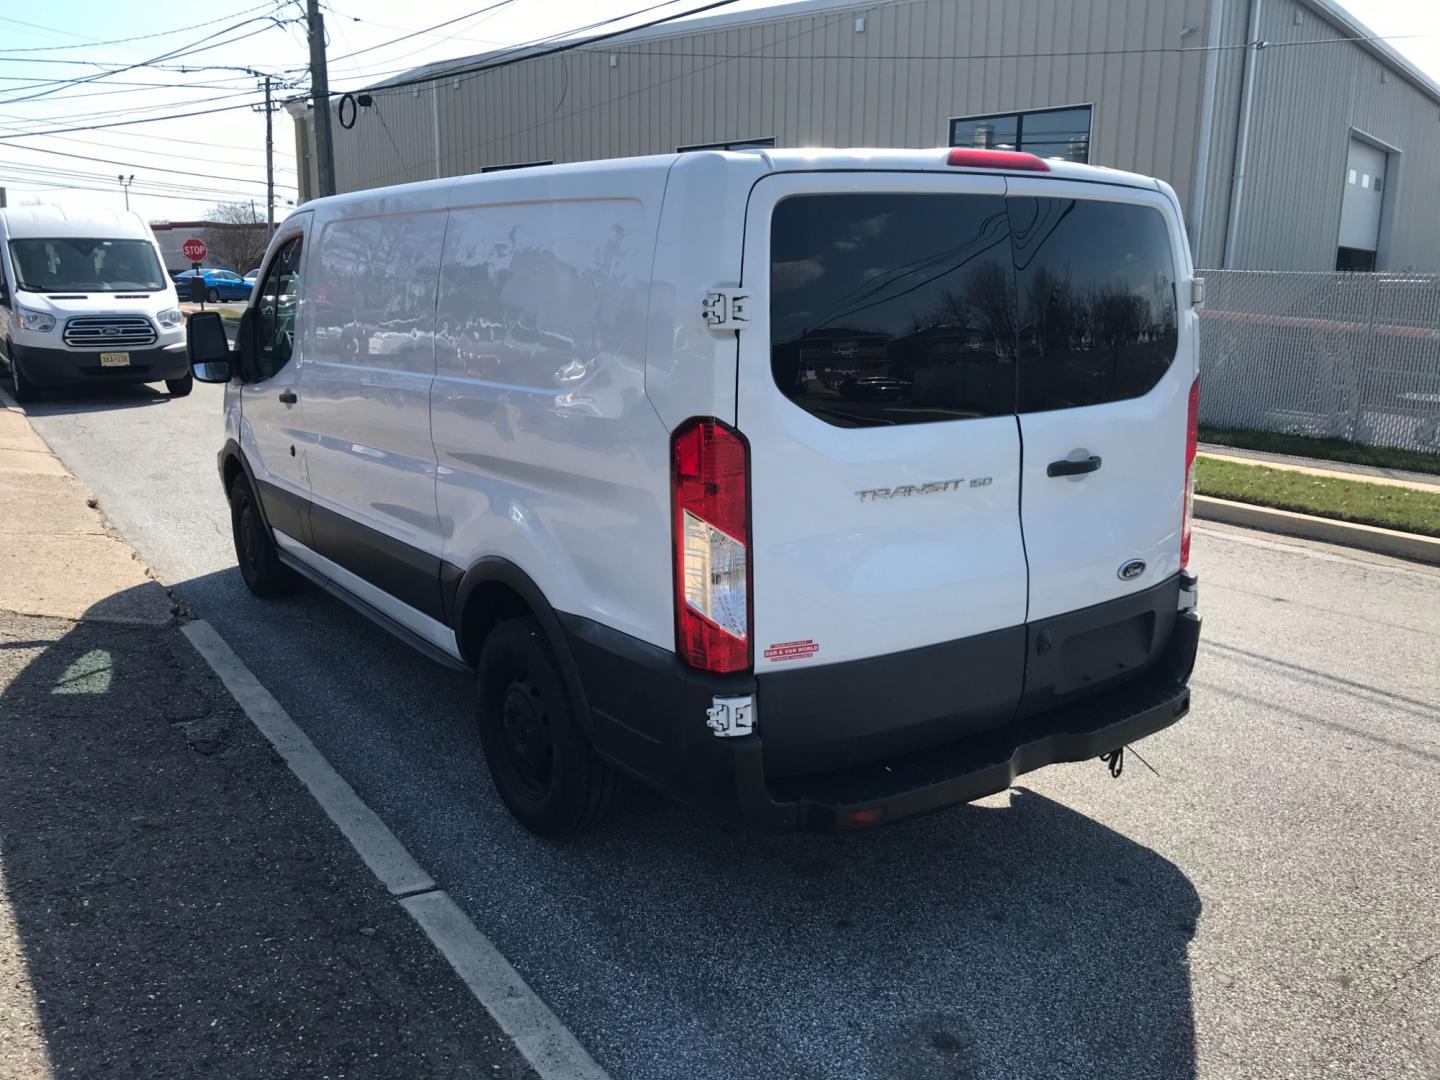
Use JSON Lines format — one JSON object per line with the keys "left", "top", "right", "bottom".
{"left": 186, "top": 276, "right": 207, "bottom": 304}
{"left": 187, "top": 311, "right": 232, "bottom": 383}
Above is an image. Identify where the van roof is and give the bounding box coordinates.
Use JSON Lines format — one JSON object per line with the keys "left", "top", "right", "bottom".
{"left": 0, "top": 205, "right": 155, "bottom": 241}
{"left": 306, "top": 147, "right": 1163, "bottom": 214}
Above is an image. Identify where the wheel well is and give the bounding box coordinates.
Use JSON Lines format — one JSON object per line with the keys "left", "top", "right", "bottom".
{"left": 221, "top": 453, "right": 245, "bottom": 494}
{"left": 458, "top": 581, "right": 532, "bottom": 665}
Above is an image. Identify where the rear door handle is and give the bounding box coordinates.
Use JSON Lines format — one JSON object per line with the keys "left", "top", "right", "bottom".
{"left": 278, "top": 389, "right": 298, "bottom": 405}
{"left": 1047, "top": 455, "right": 1102, "bottom": 478}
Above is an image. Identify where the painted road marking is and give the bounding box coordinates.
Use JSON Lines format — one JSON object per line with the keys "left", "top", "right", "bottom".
{"left": 180, "top": 619, "right": 611, "bottom": 1080}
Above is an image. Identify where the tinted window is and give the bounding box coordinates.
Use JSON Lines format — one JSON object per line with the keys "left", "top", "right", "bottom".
{"left": 255, "top": 238, "right": 302, "bottom": 380}
{"left": 1009, "top": 198, "right": 1177, "bottom": 412}
{"left": 770, "top": 194, "right": 1018, "bottom": 428}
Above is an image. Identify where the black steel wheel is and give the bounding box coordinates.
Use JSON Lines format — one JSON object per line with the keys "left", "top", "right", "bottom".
{"left": 477, "top": 616, "right": 621, "bottom": 836}
{"left": 227, "top": 475, "right": 299, "bottom": 598}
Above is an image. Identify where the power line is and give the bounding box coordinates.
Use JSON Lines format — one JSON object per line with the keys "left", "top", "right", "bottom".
{"left": 0, "top": 4, "right": 280, "bottom": 53}
{"left": 0, "top": 12, "right": 291, "bottom": 106}
{"left": 1, "top": 141, "right": 275, "bottom": 188}
{"left": 0, "top": 88, "right": 271, "bottom": 136}
{"left": 0, "top": 99, "right": 267, "bottom": 140}
{"left": 358, "top": 0, "right": 747, "bottom": 97}
{"left": 362, "top": 1, "right": 840, "bottom": 187}
{"left": 0, "top": 123, "right": 298, "bottom": 172}
{"left": 326, "top": 0, "right": 516, "bottom": 63}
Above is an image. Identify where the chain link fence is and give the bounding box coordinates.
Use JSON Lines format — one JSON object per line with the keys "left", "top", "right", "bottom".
{"left": 1197, "top": 270, "right": 1440, "bottom": 454}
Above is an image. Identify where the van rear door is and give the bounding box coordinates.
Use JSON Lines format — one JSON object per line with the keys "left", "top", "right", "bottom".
{"left": 1003, "top": 181, "right": 1194, "bottom": 623}
{"left": 736, "top": 172, "right": 1029, "bottom": 770}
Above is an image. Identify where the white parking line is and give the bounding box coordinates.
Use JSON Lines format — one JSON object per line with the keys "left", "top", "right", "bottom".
{"left": 180, "top": 618, "right": 611, "bottom": 1080}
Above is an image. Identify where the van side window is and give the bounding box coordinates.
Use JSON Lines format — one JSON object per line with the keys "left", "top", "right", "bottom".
{"left": 256, "top": 237, "right": 303, "bottom": 380}
{"left": 769, "top": 194, "right": 1018, "bottom": 428}
{"left": 1009, "top": 198, "right": 1178, "bottom": 412}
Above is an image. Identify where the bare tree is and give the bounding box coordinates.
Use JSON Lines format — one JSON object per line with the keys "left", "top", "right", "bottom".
{"left": 206, "top": 202, "right": 269, "bottom": 273}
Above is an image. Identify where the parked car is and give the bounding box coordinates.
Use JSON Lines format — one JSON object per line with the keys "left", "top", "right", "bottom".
{"left": 186, "top": 147, "right": 1202, "bottom": 837}
{"left": 0, "top": 205, "right": 190, "bottom": 401}
{"left": 244, "top": 268, "right": 260, "bottom": 286}
{"left": 173, "top": 267, "right": 252, "bottom": 302}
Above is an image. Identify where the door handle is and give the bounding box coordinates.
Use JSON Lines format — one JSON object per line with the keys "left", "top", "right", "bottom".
{"left": 278, "top": 389, "right": 298, "bottom": 405}
{"left": 1047, "top": 455, "right": 1102, "bottom": 478}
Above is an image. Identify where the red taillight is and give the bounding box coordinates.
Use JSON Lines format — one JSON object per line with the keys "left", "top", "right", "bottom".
{"left": 946, "top": 148, "right": 1050, "bottom": 172}
{"left": 672, "top": 418, "right": 750, "bottom": 673}
{"left": 1181, "top": 377, "right": 1200, "bottom": 569}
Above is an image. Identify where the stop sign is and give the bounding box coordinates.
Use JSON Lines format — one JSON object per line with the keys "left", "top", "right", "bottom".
{"left": 182, "top": 237, "right": 207, "bottom": 262}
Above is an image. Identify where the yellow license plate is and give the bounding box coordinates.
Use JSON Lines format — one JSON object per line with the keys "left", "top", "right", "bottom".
{"left": 99, "top": 352, "right": 131, "bottom": 367}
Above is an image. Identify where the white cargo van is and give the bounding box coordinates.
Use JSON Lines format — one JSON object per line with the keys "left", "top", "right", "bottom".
{"left": 0, "top": 205, "right": 190, "bottom": 402}
{"left": 188, "top": 148, "right": 1201, "bottom": 835}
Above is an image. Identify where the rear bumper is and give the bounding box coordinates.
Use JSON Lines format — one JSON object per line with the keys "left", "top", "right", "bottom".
{"left": 9, "top": 340, "right": 189, "bottom": 386}
{"left": 564, "top": 580, "right": 1200, "bottom": 833}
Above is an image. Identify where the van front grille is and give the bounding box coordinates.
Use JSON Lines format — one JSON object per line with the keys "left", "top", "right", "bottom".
{"left": 63, "top": 315, "right": 157, "bottom": 349}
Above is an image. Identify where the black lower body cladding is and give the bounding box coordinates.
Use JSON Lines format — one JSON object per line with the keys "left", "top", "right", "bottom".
{"left": 9, "top": 341, "right": 189, "bottom": 388}
{"left": 566, "top": 575, "right": 1199, "bottom": 832}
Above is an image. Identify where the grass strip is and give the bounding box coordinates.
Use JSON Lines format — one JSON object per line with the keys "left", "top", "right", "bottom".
{"left": 1198, "top": 426, "right": 1440, "bottom": 477}
{"left": 1195, "top": 457, "right": 1440, "bottom": 538}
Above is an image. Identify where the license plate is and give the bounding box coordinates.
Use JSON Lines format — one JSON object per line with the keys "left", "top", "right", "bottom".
{"left": 99, "top": 352, "right": 130, "bottom": 367}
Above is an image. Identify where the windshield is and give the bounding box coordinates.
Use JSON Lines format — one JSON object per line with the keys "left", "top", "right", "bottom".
{"left": 8, "top": 237, "right": 167, "bottom": 292}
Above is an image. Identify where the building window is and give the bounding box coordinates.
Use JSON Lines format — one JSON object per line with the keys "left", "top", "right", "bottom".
{"left": 677, "top": 137, "right": 776, "bottom": 153}
{"left": 481, "top": 160, "right": 553, "bottom": 172}
{"left": 949, "top": 105, "right": 1092, "bottom": 163}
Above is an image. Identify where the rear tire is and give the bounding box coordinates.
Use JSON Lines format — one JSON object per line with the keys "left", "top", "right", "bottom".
{"left": 477, "top": 616, "right": 621, "bottom": 836}
{"left": 227, "top": 475, "right": 299, "bottom": 598}
{"left": 207, "top": 287, "right": 220, "bottom": 303}
{"left": 166, "top": 373, "right": 194, "bottom": 397}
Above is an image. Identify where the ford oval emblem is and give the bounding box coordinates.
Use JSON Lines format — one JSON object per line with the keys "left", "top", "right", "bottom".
{"left": 1118, "top": 559, "right": 1146, "bottom": 582}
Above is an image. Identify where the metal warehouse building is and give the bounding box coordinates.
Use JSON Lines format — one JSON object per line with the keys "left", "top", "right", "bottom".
{"left": 288, "top": 0, "right": 1440, "bottom": 271}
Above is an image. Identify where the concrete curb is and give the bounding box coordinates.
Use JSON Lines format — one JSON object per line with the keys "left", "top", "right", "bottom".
{"left": 1194, "top": 495, "right": 1440, "bottom": 566}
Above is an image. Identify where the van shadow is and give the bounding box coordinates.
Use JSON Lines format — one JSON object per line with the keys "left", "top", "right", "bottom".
{"left": 164, "top": 569, "right": 1203, "bottom": 1080}
{"left": 14, "top": 381, "right": 177, "bottom": 417}
{"left": 1, "top": 571, "right": 1202, "bottom": 1080}
{"left": 567, "top": 784, "right": 1201, "bottom": 1079}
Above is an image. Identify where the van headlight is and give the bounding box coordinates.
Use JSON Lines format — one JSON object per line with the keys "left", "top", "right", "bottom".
{"left": 16, "top": 307, "right": 56, "bottom": 332}
{"left": 156, "top": 307, "right": 183, "bottom": 328}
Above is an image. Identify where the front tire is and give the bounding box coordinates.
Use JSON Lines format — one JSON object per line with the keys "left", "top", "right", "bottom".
{"left": 477, "top": 616, "right": 621, "bottom": 836}
{"left": 6, "top": 350, "right": 36, "bottom": 404}
{"left": 166, "top": 373, "right": 194, "bottom": 397}
{"left": 228, "top": 475, "right": 299, "bottom": 598}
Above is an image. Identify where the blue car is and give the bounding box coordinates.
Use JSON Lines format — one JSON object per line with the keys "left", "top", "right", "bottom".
{"left": 173, "top": 268, "right": 253, "bottom": 302}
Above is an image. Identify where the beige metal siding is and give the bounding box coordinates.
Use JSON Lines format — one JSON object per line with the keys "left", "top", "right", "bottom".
{"left": 1208, "top": 0, "right": 1440, "bottom": 270}
{"left": 315, "top": 0, "right": 1210, "bottom": 211}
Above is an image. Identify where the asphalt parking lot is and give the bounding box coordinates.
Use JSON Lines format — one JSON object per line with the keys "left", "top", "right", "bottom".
{"left": 16, "top": 380, "right": 1440, "bottom": 1080}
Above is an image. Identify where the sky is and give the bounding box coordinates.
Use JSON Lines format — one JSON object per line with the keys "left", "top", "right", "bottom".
{"left": 1, "top": 0, "right": 1437, "bottom": 226}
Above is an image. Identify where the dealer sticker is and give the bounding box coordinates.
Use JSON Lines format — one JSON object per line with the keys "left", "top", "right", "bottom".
{"left": 764, "top": 639, "right": 819, "bottom": 663}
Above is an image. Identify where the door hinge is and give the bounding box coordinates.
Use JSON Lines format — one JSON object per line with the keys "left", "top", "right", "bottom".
{"left": 703, "top": 288, "right": 749, "bottom": 331}
{"left": 706, "top": 694, "right": 755, "bottom": 738}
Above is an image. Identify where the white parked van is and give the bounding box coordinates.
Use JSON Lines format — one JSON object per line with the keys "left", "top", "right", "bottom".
{"left": 0, "top": 206, "right": 189, "bottom": 402}
{"left": 188, "top": 147, "right": 1202, "bottom": 835}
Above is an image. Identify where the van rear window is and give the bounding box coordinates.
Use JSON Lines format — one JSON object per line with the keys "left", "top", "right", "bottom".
{"left": 769, "top": 193, "right": 1177, "bottom": 426}
{"left": 1009, "top": 197, "right": 1178, "bottom": 412}
{"left": 769, "top": 194, "right": 1018, "bottom": 428}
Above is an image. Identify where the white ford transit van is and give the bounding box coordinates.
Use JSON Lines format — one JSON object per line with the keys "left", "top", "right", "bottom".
{"left": 0, "top": 206, "right": 190, "bottom": 402}
{"left": 188, "top": 148, "right": 1201, "bottom": 836}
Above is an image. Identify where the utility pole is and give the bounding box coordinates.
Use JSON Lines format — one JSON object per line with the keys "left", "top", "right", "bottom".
{"left": 263, "top": 74, "right": 275, "bottom": 235}
{"left": 306, "top": 0, "right": 335, "bottom": 197}
{"left": 118, "top": 174, "right": 134, "bottom": 210}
